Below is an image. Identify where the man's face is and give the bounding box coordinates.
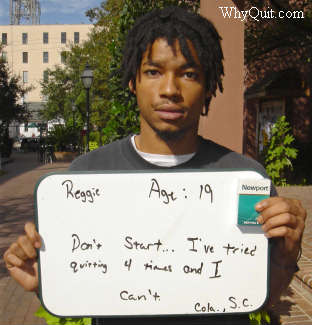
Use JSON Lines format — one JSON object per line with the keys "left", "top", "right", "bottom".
{"left": 130, "top": 38, "right": 209, "bottom": 141}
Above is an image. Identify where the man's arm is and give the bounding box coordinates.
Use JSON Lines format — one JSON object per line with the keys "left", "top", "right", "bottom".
{"left": 256, "top": 197, "right": 306, "bottom": 305}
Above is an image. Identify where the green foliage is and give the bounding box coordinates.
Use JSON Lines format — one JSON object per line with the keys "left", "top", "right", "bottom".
{"left": 41, "top": 67, "right": 75, "bottom": 122}
{"left": 35, "top": 306, "right": 91, "bottom": 325}
{"left": 264, "top": 116, "right": 298, "bottom": 186}
{"left": 249, "top": 310, "right": 271, "bottom": 325}
{"left": 245, "top": 0, "right": 312, "bottom": 64}
{"left": 47, "top": 124, "right": 78, "bottom": 151}
{"left": 0, "top": 47, "right": 30, "bottom": 156}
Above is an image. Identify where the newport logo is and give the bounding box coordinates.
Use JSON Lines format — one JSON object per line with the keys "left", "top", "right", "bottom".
{"left": 218, "top": 6, "right": 304, "bottom": 22}
{"left": 241, "top": 184, "right": 269, "bottom": 192}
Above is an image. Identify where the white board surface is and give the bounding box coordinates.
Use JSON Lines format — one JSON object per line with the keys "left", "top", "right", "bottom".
{"left": 35, "top": 170, "right": 269, "bottom": 318}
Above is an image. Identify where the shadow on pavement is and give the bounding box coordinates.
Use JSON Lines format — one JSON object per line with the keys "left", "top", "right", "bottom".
{"left": 0, "top": 151, "right": 72, "bottom": 186}
{"left": 270, "top": 286, "right": 296, "bottom": 324}
{"left": 0, "top": 152, "right": 42, "bottom": 186}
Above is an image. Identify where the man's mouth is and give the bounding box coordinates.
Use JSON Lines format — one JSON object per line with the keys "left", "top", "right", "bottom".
{"left": 155, "top": 105, "right": 184, "bottom": 120}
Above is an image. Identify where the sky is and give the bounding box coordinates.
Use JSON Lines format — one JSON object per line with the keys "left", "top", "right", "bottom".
{"left": 0, "top": 0, "right": 104, "bottom": 25}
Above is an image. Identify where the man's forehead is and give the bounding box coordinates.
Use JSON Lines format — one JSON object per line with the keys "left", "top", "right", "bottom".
{"left": 142, "top": 38, "right": 200, "bottom": 66}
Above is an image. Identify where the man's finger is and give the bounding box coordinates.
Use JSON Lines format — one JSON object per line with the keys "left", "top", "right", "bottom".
{"left": 261, "top": 213, "right": 297, "bottom": 233}
{"left": 4, "top": 253, "right": 24, "bottom": 269}
{"left": 264, "top": 225, "right": 294, "bottom": 239}
{"left": 17, "top": 235, "right": 37, "bottom": 259}
{"left": 8, "top": 242, "right": 28, "bottom": 260}
{"left": 25, "top": 222, "right": 41, "bottom": 248}
{"left": 256, "top": 197, "right": 304, "bottom": 224}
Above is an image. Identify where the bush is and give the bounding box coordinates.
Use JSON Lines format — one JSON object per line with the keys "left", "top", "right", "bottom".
{"left": 47, "top": 125, "right": 77, "bottom": 152}
{"left": 264, "top": 116, "right": 298, "bottom": 186}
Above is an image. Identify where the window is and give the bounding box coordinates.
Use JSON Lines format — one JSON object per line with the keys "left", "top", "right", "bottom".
{"left": 61, "top": 51, "right": 66, "bottom": 64}
{"left": 61, "top": 32, "right": 66, "bottom": 44}
{"left": 24, "top": 123, "right": 28, "bottom": 132}
{"left": 23, "top": 71, "right": 28, "bottom": 83}
{"left": 1, "top": 51, "right": 7, "bottom": 62}
{"left": 23, "top": 52, "right": 28, "bottom": 63}
{"left": 43, "top": 51, "right": 49, "bottom": 63}
{"left": 43, "top": 32, "right": 49, "bottom": 44}
{"left": 74, "top": 32, "right": 79, "bottom": 44}
{"left": 22, "top": 33, "right": 28, "bottom": 44}
{"left": 2, "top": 33, "right": 7, "bottom": 45}
{"left": 43, "top": 70, "right": 49, "bottom": 82}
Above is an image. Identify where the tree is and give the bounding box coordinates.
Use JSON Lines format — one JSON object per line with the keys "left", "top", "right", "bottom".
{"left": 245, "top": 0, "right": 312, "bottom": 86}
{"left": 0, "top": 50, "right": 30, "bottom": 156}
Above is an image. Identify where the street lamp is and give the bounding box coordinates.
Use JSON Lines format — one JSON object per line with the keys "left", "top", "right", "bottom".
{"left": 81, "top": 63, "right": 93, "bottom": 152}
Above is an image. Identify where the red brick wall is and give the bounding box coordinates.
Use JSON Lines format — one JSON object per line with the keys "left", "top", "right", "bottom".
{"left": 243, "top": 98, "right": 258, "bottom": 159}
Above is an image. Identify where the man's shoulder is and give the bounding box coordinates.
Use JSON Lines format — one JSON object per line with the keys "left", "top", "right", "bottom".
{"left": 69, "top": 137, "right": 130, "bottom": 171}
{"left": 197, "top": 137, "right": 267, "bottom": 176}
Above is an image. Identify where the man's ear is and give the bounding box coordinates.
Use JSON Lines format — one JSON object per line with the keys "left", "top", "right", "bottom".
{"left": 129, "top": 80, "right": 136, "bottom": 94}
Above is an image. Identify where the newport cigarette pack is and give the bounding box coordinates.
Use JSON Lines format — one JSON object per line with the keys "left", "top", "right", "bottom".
{"left": 237, "top": 179, "right": 271, "bottom": 225}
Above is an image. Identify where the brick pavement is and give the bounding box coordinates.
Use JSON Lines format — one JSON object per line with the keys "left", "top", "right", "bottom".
{"left": 273, "top": 186, "right": 312, "bottom": 325}
{"left": 0, "top": 152, "right": 70, "bottom": 325}
{"left": 0, "top": 153, "right": 311, "bottom": 325}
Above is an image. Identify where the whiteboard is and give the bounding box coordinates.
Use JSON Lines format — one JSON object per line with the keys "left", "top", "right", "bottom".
{"left": 35, "top": 169, "right": 270, "bottom": 318}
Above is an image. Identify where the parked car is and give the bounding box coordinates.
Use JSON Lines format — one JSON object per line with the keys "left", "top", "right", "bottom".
{"left": 20, "top": 137, "right": 40, "bottom": 152}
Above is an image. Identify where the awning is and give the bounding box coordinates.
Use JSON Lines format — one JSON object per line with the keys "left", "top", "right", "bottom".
{"left": 27, "top": 122, "right": 38, "bottom": 128}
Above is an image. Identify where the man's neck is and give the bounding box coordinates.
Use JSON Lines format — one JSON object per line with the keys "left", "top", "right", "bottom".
{"left": 135, "top": 131, "right": 199, "bottom": 155}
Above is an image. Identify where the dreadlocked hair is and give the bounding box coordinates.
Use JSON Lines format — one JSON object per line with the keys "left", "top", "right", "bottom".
{"left": 121, "top": 6, "right": 224, "bottom": 99}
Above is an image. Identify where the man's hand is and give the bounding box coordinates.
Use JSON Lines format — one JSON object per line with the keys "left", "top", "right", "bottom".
{"left": 3, "top": 222, "right": 41, "bottom": 292}
{"left": 256, "top": 197, "right": 306, "bottom": 266}
{"left": 255, "top": 197, "right": 306, "bottom": 305}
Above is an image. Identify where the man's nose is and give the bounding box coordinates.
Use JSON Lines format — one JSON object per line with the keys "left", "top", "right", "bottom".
{"left": 159, "top": 74, "right": 181, "bottom": 100}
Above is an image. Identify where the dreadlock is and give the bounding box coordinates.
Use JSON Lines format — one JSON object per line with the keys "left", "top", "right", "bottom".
{"left": 121, "top": 6, "right": 224, "bottom": 115}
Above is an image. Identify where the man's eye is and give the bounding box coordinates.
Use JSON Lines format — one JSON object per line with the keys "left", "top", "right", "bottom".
{"left": 145, "top": 70, "right": 159, "bottom": 76}
{"left": 184, "top": 71, "right": 197, "bottom": 79}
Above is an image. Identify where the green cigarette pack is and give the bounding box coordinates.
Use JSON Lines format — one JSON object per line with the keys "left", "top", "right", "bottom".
{"left": 237, "top": 179, "right": 271, "bottom": 225}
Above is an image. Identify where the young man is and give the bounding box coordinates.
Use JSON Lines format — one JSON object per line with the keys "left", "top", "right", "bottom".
{"left": 4, "top": 7, "right": 306, "bottom": 325}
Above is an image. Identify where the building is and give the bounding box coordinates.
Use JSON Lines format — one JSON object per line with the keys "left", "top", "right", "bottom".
{"left": 0, "top": 24, "right": 93, "bottom": 138}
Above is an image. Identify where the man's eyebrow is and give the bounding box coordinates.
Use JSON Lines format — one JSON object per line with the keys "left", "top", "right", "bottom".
{"left": 143, "top": 60, "right": 162, "bottom": 68}
{"left": 180, "top": 62, "right": 200, "bottom": 70}
{"left": 142, "top": 60, "right": 200, "bottom": 70}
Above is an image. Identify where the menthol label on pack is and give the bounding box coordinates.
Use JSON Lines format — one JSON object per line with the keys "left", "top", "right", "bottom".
{"left": 237, "top": 179, "right": 271, "bottom": 225}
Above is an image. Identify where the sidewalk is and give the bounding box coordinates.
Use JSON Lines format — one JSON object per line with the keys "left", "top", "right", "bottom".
{"left": 0, "top": 152, "right": 70, "bottom": 325}
{"left": 273, "top": 186, "right": 312, "bottom": 324}
{"left": 0, "top": 152, "right": 311, "bottom": 324}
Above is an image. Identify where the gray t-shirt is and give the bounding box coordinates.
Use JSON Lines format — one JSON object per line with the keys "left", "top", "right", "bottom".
{"left": 69, "top": 135, "right": 274, "bottom": 325}
{"left": 71, "top": 135, "right": 272, "bottom": 180}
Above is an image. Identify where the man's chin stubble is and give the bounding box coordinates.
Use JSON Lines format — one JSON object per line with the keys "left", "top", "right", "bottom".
{"left": 153, "top": 127, "right": 189, "bottom": 142}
